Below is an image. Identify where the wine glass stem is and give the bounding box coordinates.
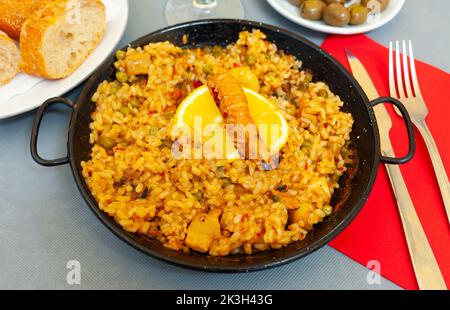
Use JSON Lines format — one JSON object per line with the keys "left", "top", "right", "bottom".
{"left": 193, "top": 0, "right": 218, "bottom": 9}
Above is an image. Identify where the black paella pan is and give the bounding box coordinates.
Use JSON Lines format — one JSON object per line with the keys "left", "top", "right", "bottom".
{"left": 30, "top": 20, "right": 415, "bottom": 272}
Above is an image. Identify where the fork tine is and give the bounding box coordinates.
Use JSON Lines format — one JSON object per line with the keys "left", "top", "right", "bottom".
{"left": 395, "top": 41, "right": 405, "bottom": 98}
{"left": 389, "top": 41, "right": 398, "bottom": 98}
{"left": 408, "top": 40, "right": 422, "bottom": 97}
{"left": 402, "top": 41, "right": 413, "bottom": 98}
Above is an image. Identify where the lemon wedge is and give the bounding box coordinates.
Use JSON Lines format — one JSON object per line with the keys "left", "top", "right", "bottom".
{"left": 173, "top": 85, "right": 289, "bottom": 160}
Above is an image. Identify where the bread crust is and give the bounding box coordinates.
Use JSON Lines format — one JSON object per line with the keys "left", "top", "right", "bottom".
{"left": 0, "top": 30, "right": 19, "bottom": 85}
{"left": 20, "top": 0, "right": 105, "bottom": 79}
{"left": 0, "top": 0, "right": 48, "bottom": 40}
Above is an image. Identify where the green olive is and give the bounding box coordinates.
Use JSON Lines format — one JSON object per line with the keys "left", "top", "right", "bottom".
{"left": 300, "top": 0, "right": 327, "bottom": 21}
{"left": 349, "top": 4, "right": 369, "bottom": 25}
{"left": 323, "top": 0, "right": 345, "bottom": 4}
{"left": 361, "top": 0, "right": 389, "bottom": 12}
{"left": 323, "top": 3, "right": 350, "bottom": 27}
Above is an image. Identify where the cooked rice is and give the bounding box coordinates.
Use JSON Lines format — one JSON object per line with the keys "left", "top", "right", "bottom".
{"left": 81, "top": 30, "right": 354, "bottom": 256}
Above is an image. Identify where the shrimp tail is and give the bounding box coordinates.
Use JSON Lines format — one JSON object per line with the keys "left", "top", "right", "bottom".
{"left": 207, "top": 72, "right": 277, "bottom": 169}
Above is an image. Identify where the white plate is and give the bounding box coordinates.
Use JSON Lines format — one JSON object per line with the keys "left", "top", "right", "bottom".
{"left": 267, "top": 0, "right": 405, "bottom": 35}
{"left": 0, "top": 0, "right": 129, "bottom": 119}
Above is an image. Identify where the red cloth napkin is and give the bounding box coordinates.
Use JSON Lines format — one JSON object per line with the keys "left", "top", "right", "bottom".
{"left": 321, "top": 35, "right": 450, "bottom": 290}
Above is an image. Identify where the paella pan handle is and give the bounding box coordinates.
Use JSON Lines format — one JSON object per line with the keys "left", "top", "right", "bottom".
{"left": 30, "top": 97, "right": 74, "bottom": 167}
{"left": 369, "top": 97, "right": 416, "bottom": 165}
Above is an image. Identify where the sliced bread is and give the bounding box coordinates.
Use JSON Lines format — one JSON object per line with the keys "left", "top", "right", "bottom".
{"left": 20, "top": 0, "right": 105, "bottom": 79}
{"left": 0, "top": 0, "right": 49, "bottom": 40}
{"left": 0, "top": 31, "right": 19, "bottom": 86}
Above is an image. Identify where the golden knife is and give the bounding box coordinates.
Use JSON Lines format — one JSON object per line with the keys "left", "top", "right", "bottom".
{"left": 345, "top": 50, "right": 447, "bottom": 290}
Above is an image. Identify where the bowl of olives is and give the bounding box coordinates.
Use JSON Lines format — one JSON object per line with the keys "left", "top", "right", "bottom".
{"left": 267, "top": 0, "right": 405, "bottom": 34}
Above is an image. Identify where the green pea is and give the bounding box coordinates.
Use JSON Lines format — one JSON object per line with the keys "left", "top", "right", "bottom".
{"left": 120, "top": 106, "right": 131, "bottom": 115}
{"left": 301, "top": 139, "right": 313, "bottom": 149}
{"left": 212, "top": 46, "right": 223, "bottom": 57}
{"left": 194, "top": 192, "right": 203, "bottom": 201}
{"left": 116, "top": 50, "right": 126, "bottom": 60}
{"left": 302, "top": 143, "right": 313, "bottom": 150}
{"left": 129, "top": 98, "right": 139, "bottom": 108}
{"left": 100, "top": 136, "right": 116, "bottom": 150}
{"left": 323, "top": 206, "right": 333, "bottom": 216}
{"left": 221, "top": 177, "right": 232, "bottom": 189}
{"left": 318, "top": 89, "right": 328, "bottom": 98}
{"left": 203, "top": 64, "right": 213, "bottom": 75}
{"left": 216, "top": 166, "right": 225, "bottom": 177}
{"left": 109, "top": 82, "right": 121, "bottom": 95}
{"left": 246, "top": 54, "right": 257, "bottom": 65}
{"left": 304, "top": 70, "right": 313, "bottom": 83}
{"left": 271, "top": 194, "right": 281, "bottom": 202}
{"left": 149, "top": 127, "right": 159, "bottom": 136}
{"left": 116, "top": 71, "right": 128, "bottom": 83}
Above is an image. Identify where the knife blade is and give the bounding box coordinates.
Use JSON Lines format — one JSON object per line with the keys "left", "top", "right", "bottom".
{"left": 346, "top": 50, "right": 393, "bottom": 155}
{"left": 345, "top": 49, "right": 447, "bottom": 290}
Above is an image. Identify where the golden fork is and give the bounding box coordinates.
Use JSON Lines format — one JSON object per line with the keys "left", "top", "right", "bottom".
{"left": 389, "top": 40, "right": 450, "bottom": 223}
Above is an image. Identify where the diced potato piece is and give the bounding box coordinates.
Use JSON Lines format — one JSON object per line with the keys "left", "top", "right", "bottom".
{"left": 288, "top": 202, "right": 313, "bottom": 230}
{"left": 126, "top": 53, "right": 151, "bottom": 75}
{"left": 278, "top": 192, "right": 300, "bottom": 210}
{"left": 185, "top": 213, "right": 221, "bottom": 253}
{"left": 228, "top": 66, "right": 260, "bottom": 92}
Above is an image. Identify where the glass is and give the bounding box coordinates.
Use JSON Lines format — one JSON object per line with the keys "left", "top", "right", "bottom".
{"left": 165, "top": 0, "right": 244, "bottom": 26}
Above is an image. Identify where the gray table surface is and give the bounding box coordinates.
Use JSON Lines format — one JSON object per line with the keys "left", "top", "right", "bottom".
{"left": 1, "top": 0, "right": 448, "bottom": 290}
